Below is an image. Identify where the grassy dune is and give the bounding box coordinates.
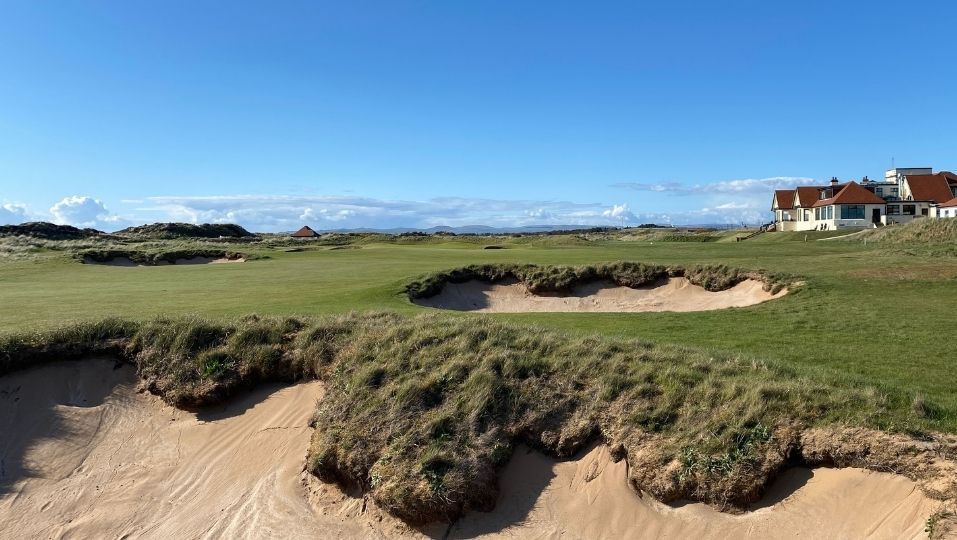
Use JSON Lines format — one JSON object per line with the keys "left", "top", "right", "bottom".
{"left": 0, "top": 312, "right": 947, "bottom": 524}
{"left": 843, "top": 218, "right": 957, "bottom": 256}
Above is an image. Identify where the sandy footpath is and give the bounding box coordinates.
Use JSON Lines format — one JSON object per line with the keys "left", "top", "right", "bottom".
{"left": 0, "top": 361, "right": 943, "bottom": 539}
{"left": 414, "top": 277, "right": 785, "bottom": 313}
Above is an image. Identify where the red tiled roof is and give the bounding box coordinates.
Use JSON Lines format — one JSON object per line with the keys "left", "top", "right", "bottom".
{"left": 291, "top": 226, "right": 318, "bottom": 237}
{"left": 812, "top": 181, "right": 885, "bottom": 207}
{"left": 772, "top": 190, "right": 795, "bottom": 209}
{"left": 794, "top": 186, "right": 826, "bottom": 208}
{"left": 940, "top": 197, "right": 957, "bottom": 208}
{"left": 905, "top": 174, "right": 955, "bottom": 203}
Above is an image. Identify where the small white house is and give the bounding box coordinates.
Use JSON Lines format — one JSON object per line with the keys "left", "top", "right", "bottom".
{"left": 936, "top": 198, "right": 957, "bottom": 218}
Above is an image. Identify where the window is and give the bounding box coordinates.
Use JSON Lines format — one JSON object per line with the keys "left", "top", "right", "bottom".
{"left": 876, "top": 188, "right": 883, "bottom": 196}
{"left": 840, "top": 205, "right": 865, "bottom": 219}
{"left": 903, "top": 204, "right": 916, "bottom": 215}
{"left": 815, "top": 208, "right": 820, "bottom": 220}
{"left": 827, "top": 206, "right": 833, "bottom": 219}
{"left": 887, "top": 205, "right": 900, "bottom": 215}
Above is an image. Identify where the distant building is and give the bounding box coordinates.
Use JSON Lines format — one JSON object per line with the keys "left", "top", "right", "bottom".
{"left": 771, "top": 167, "right": 957, "bottom": 230}
{"left": 935, "top": 197, "right": 957, "bottom": 219}
{"left": 291, "top": 225, "right": 319, "bottom": 238}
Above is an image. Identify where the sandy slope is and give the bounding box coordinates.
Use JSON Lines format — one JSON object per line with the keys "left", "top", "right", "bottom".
{"left": 434, "top": 446, "right": 942, "bottom": 540}
{"left": 413, "top": 277, "right": 785, "bottom": 313}
{"left": 0, "top": 361, "right": 942, "bottom": 539}
{"left": 0, "top": 360, "right": 377, "bottom": 538}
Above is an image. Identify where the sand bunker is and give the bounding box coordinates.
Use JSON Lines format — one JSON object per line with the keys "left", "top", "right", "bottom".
{"left": 0, "top": 361, "right": 942, "bottom": 539}
{"left": 430, "top": 445, "right": 943, "bottom": 540}
{"left": 415, "top": 277, "right": 785, "bottom": 313}
{"left": 83, "top": 256, "right": 245, "bottom": 266}
{"left": 0, "top": 360, "right": 370, "bottom": 538}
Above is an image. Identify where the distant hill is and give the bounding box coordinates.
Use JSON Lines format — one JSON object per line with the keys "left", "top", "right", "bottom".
{"left": 0, "top": 222, "right": 105, "bottom": 240}
{"left": 116, "top": 222, "right": 256, "bottom": 239}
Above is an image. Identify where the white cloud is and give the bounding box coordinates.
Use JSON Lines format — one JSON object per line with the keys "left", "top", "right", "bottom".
{"left": 0, "top": 203, "right": 29, "bottom": 225}
{"left": 49, "top": 196, "right": 128, "bottom": 230}
{"left": 610, "top": 181, "right": 687, "bottom": 193}
{"left": 601, "top": 203, "right": 637, "bottom": 221}
{"left": 133, "top": 194, "right": 656, "bottom": 232}
{"left": 612, "top": 176, "right": 813, "bottom": 196}
{"left": 711, "top": 201, "right": 754, "bottom": 210}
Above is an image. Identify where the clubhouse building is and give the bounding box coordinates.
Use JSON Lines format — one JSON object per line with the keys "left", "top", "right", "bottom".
{"left": 772, "top": 167, "right": 957, "bottom": 231}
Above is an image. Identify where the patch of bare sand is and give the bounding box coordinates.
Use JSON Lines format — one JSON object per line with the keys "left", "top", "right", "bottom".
{"left": 0, "top": 362, "right": 944, "bottom": 539}
{"left": 414, "top": 277, "right": 785, "bottom": 313}
{"left": 0, "top": 360, "right": 404, "bottom": 539}
{"left": 435, "top": 445, "right": 944, "bottom": 540}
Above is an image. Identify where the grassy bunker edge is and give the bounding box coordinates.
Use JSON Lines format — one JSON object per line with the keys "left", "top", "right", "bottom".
{"left": 404, "top": 262, "right": 792, "bottom": 301}
{"left": 1, "top": 312, "right": 955, "bottom": 528}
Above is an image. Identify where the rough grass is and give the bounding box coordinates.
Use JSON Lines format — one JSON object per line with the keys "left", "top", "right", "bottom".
{"left": 844, "top": 219, "right": 957, "bottom": 256}
{"left": 0, "top": 312, "right": 946, "bottom": 524}
{"left": 77, "top": 247, "right": 246, "bottom": 265}
{"left": 405, "top": 262, "right": 791, "bottom": 299}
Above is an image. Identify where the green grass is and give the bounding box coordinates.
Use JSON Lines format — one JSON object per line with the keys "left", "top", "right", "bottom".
{"left": 2, "top": 224, "right": 956, "bottom": 524}
{"left": 1, "top": 231, "right": 956, "bottom": 431}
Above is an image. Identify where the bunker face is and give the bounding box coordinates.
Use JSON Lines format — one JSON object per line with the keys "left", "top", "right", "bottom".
{"left": 0, "top": 360, "right": 940, "bottom": 539}
{"left": 413, "top": 277, "right": 786, "bottom": 313}
{"left": 1, "top": 362, "right": 943, "bottom": 539}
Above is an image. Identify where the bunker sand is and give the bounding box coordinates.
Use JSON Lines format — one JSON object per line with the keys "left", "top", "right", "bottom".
{"left": 415, "top": 277, "right": 786, "bottom": 313}
{"left": 0, "top": 361, "right": 942, "bottom": 539}
{"left": 0, "top": 360, "right": 376, "bottom": 538}
{"left": 436, "top": 445, "right": 941, "bottom": 539}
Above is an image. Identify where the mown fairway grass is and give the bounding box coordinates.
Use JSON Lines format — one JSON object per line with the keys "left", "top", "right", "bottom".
{"left": 2, "top": 233, "right": 956, "bottom": 429}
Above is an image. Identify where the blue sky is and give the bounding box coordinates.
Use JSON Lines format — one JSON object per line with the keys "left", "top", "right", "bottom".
{"left": 1, "top": 1, "right": 955, "bottom": 231}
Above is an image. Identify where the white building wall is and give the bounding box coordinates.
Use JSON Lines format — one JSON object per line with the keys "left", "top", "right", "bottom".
{"left": 883, "top": 201, "right": 931, "bottom": 224}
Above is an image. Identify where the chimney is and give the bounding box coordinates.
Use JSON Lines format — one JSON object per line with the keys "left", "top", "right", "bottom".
{"left": 830, "top": 177, "right": 839, "bottom": 186}
{"left": 862, "top": 175, "right": 870, "bottom": 183}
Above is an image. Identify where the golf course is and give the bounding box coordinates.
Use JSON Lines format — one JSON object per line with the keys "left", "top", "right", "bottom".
{"left": 1, "top": 222, "right": 956, "bottom": 537}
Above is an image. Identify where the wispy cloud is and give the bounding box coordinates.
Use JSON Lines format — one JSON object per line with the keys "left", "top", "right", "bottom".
{"left": 612, "top": 176, "right": 812, "bottom": 196}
